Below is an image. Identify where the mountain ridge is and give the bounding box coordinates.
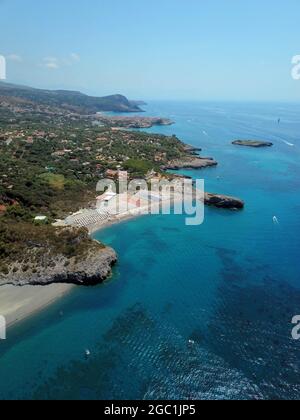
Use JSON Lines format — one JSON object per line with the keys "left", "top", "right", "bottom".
{"left": 0, "top": 81, "right": 144, "bottom": 113}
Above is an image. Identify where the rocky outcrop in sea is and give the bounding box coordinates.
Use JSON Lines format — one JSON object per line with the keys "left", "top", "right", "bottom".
{"left": 204, "top": 193, "right": 245, "bottom": 209}
{"left": 164, "top": 157, "right": 218, "bottom": 170}
{"left": 232, "top": 140, "right": 273, "bottom": 148}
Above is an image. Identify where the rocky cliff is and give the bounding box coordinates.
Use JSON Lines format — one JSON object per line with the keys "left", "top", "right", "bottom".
{"left": 0, "top": 244, "right": 117, "bottom": 287}
{"left": 204, "top": 193, "right": 244, "bottom": 209}
{"left": 0, "top": 225, "right": 117, "bottom": 287}
{"left": 164, "top": 157, "right": 218, "bottom": 170}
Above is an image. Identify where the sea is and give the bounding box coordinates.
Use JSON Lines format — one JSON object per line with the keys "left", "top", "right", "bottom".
{"left": 0, "top": 101, "right": 300, "bottom": 400}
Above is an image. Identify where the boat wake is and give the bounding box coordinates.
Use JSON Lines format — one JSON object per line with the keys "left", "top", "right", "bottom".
{"left": 282, "top": 140, "right": 295, "bottom": 147}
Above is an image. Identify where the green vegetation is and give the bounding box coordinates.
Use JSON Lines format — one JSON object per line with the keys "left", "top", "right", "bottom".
{"left": 0, "top": 86, "right": 192, "bottom": 278}
{"left": 0, "top": 220, "right": 102, "bottom": 274}
{"left": 39, "top": 173, "right": 66, "bottom": 190}
{"left": 0, "top": 82, "right": 142, "bottom": 113}
{"left": 0, "top": 107, "right": 188, "bottom": 220}
{"left": 123, "top": 159, "right": 158, "bottom": 176}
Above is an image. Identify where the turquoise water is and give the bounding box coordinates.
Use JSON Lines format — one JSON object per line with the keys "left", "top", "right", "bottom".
{"left": 1, "top": 102, "right": 300, "bottom": 400}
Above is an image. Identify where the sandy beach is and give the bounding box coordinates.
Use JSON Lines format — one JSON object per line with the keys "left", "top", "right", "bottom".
{"left": 1, "top": 193, "right": 185, "bottom": 330}
{"left": 0, "top": 213, "right": 135, "bottom": 330}
{"left": 88, "top": 209, "right": 145, "bottom": 234}
{"left": 0, "top": 214, "right": 135, "bottom": 330}
{"left": 0, "top": 284, "right": 74, "bottom": 328}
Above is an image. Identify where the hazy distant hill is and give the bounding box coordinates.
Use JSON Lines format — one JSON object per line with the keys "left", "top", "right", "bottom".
{"left": 0, "top": 82, "right": 144, "bottom": 113}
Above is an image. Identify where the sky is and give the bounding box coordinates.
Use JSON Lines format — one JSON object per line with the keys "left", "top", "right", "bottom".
{"left": 0, "top": 0, "right": 300, "bottom": 101}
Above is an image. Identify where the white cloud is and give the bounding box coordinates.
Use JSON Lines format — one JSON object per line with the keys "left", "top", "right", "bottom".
{"left": 45, "top": 61, "right": 59, "bottom": 69}
{"left": 41, "top": 53, "right": 80, "bottom": 70}
{"left": 70, "top": 53, "right": 80, "bottom": 62}
{"left": 6, "top": 54, "right": 22, "bottom": 62}
{"left": 44, "top": 56, "right": 58, "bottom": 63}
{"left": 43, "top": 57, "right": 60, "bottom": 70}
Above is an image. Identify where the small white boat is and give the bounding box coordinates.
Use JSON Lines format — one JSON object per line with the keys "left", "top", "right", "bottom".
{"left": 188, "top": 340, "right": 195, "bottom": 345}
{"left": 273, "top": 216, "right": 279, "bottom": 225}
{"left": 85, "top": 349, "right": 91, "bottom": 358}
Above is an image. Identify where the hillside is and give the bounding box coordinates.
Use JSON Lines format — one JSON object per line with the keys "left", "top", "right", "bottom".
{"left": 0, "top": 82, "right": 143, "bottom": 113}
{"left": 0, "top": 102, "right": 191, "bottom": 285}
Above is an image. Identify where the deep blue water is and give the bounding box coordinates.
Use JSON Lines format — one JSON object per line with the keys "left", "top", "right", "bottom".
{"left": 1, "top": 101, "right": 300, "bottom": 400}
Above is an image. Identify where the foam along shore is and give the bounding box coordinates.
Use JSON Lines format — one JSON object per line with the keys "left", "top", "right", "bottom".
{"left": 0, "top": 283, "right": 73, "bottom": 328}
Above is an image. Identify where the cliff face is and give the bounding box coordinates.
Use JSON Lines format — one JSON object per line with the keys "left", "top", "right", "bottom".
{"left": 164, "top": 157, "right": 218, "bottom": 170}
{"left": 0, "top": 244, "right": 117, "bottom": 287}
{"left": 0, "top": 223, "right": 118, "bottom": 287}
{"left": 204, "top": 193, "right": 244, "bottom": 209}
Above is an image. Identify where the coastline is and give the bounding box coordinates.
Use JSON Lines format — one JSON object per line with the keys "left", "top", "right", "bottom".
{"left": 1, "top": 188, "right": 242, "bottom": 330}
{"left": 0, "top": 212, "right": 141, "bottom": 331}
{"left": 0, "top": 283, "right": 74, "bottom": 329}
{"left": 88, "top": 210, "right": 145, "bottom": 235}
{"left": 1, "top": 213, "right": 139, "bottom": 330}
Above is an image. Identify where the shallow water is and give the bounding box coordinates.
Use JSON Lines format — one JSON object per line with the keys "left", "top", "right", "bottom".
{"left": 0, "top": 101, "right": 300, "bottom": 400}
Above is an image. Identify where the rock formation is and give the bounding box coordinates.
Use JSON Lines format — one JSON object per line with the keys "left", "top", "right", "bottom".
{"left": 0, "top": 241, "right": 117, "bottom": 287}
{"left": 204, "top": 193, "right": 244, "bottom": 209}
{"left": 164, "top": 157, "right": 218, "bottom": 170}
{"left": 232, "top": 140, "right": 273, "bottom": 148}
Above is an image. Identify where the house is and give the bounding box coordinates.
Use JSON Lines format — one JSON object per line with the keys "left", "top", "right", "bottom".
{"left": 118, "top": 171, "right": 128, "bottom": 180}
{"left": 155, "top": 152, "right": 166, "bottom": 162}
{"left": 105, "top": 169, "right": 128, "bottom": 180}
{"left": 45, "top": 166, "right": 56, "bottom": 172}
{"left": 127, "top": 196, "right": 141, "bottom": 208}
{"left": 26, "top": 137, "right": 34, "bottom": 144}
{"left": 96, "top": 191, "right": 117, "bottom": 207}
{"left": 105, "top": 169, "right": 118, "bottom": 179}
{"left": 51, "top": 150, "right": 66, "bottom": 157}
{"left": 96, "top": 191, "right": 116, "bottom": 202}
{"left": 34, "top": 215, "right": 48, "bottom": 223}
